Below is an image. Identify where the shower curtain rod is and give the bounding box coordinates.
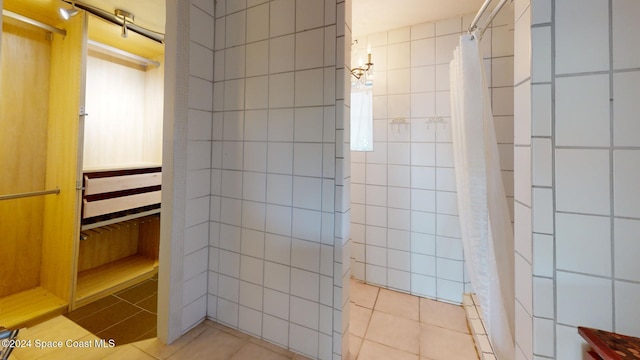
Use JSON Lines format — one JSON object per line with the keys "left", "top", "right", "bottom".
{"left": 468, "top": 0, "right": 512, "bottom": 37}
{"left": 2, "top": 9, "right": 67, "bottom": 36}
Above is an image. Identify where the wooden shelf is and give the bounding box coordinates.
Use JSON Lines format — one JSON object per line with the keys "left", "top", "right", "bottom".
{"left": 0, "top": 287, "right": 67, "bottom": 329}
{"left": 75, "top": 254, "right": 158, "bottom": 309}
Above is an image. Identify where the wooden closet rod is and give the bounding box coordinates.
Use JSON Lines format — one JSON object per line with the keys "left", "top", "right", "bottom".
{"left": 2, "top": 9, "right": 66, "bottom": 36}
{"left": 0, "top": 188, "right": 60, "bottom": 201}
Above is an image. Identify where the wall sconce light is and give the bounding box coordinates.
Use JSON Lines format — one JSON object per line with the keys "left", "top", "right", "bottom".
{"left": 115, "top": 9, "right": 134, "bottom": 38}
{"left": 59, "top": 1, "right": 79, "bottom": 20}
{"left": 351, "top": 51, "right": 373, "bottom": 80}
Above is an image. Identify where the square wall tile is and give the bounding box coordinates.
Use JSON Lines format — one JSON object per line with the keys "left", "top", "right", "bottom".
{"left": 513, "top": 9, "right": 530, "bottom": 84}
{"left": 434, "top": 34, "right": 458, "bottom": 65}
{"left": 613, "top": 150, "right": 640, "bottom": 218}
{"left": 269, "top": 73, "right": 295, "bottom": 108}
{"left": 515, "top": 255, "right": 533, "bottom": 314}
{"left": 532, "top": 138, "right": 552, "bottom": 187}
{"left": 295, "top": 69, "right": 324, "bottom": 106}
{"left": 556, "top": 213, "right": 611, "bottom": 276}
{"left": 411, "top": 274, "right": 436, "bottom": 298}
{"left": 263, "top": 314, "right": 289, "bottom": 347}
{"left": 556, "top": 74, "right": 610, "bottom": 147}
{"left": 556, "top": 271, "right": 612, "bottom": 330}
{"left": 555, "top": 149, "right": 610, "bottom": 215}
{"left": 270, "top": 0, "right": 295, "bottom": 37}
{"left": 246, "top": 41, "right": 269, "bottom": 77}
{"left": 226, "top": 10, "right": 246, "bottom": 47}
{"left": 411, "top": 38, "right": 435, "bottom": 67}
{"left": 513, "top": 81, "right": 531, "bottom": 146}
{"left": 532, "top": 188, "right": 553, "bottom": 234}
{"left": 265, "top": 233, "right": 291, "bottom": 266}
{"left": 268, "top": 108, "right": 294, "bottom": 142}
{"left": 267, "top": 142, "right": 293, "bottom": 175}
{"left": 533, "top": 234, "right": 553, "bottom": 278}
{"left": 291, "top": 208, "right": 321, "bottom": 243}
{"left": 289, "top": 324, "right": 319, "bottom": 358}
{"left": 533, "top": 276, "right": 554, "bottom": 319}
{"left": 532, "top": 0, "right": 552, "bottom": 25}
{"left": 555, "top": 0, "right": 609, "bottom": 74}
{"left": 515, "top": 302, "right": 533, "bottom": 359}
{"left": 388, "top": 43, "right": 410, "bottom": 70}
{"left": 556, "top": 324, "right": 586, "bottom": 360}
{"left": 411, "top": 22, "right": 435, "bottom": 40}
{"left": 269, "top": 35, "right": 295, "bottom": 74}
{"left": 513, "top": 146, "right": 531, "bottom": 206}
{"left": 615, "top": 280, "right": 640, "bottom": 336}
{"left": 614, "top": 72, "right": 640, "bottom": 146}
{"left": 296, "top": 29, "right": 324, "bottom": 70}
{"left": 614, "top": 218, "right": 640, "bottom": 282}
{"left": 613, "top": 0, "right": 640, "bottom": 69}
{"left": 264, "top": 261, "right": 290, "bottom": 293}
{"left": 533, "top": 318, "right": 555, "bottom": 357}
{"left": 531, "top": 26, "right": 551, "bottom": 83}
{"left": 388, "top": 27, "right": 410, "bottom": 43}
{"left": 532, "top": 84, "right": 552, "bottom": 137}
{"left": 190, "top": 5, "right": 215, "bottom": 49}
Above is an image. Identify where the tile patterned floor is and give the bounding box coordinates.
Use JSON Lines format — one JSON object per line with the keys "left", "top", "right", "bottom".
{"left": 64, "top": 278, "right": 158, "bottom": 345}
{"left": 349, "top": 280, "right": 479, "bottom": 360}
{"left": 7, "top": 279, "right": 478, "bottom": 359}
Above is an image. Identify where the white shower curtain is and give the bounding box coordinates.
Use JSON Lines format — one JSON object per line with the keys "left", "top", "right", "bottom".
{"left": 450, "top": 32, "right": 515, "bottom": 360}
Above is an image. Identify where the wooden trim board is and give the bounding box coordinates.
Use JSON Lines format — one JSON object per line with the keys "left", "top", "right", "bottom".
{"left": 0, "top": 287, "right": 67, "bottom": 329}
{"left": 74, "top": 254, "right": 158, "bottom": 309}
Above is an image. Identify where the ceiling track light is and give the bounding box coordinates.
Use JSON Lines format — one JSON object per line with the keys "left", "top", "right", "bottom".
{"left": 115, "top": 9, "right": 134, "bottom": 39}
{"left": 59, "top": 1, "right": 79, "bottom": 20}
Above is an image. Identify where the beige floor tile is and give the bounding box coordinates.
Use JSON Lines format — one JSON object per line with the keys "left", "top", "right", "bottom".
{"left": 420, "top": 298, "right": 470, "bottom": 334}
{"left": 419, "top": 323, "right": 478, "bottom": 360}
{"left": 167, "top": 327, "right": 246, "bottom": 359}
{"left": 357, "top": 340, "right": 419, "bottom": 360}
{"left": 365, "top": 311, "right": 420, "bottom": 354}
{"left": 350, "top": 304, "right": 372, "bottom": 338}
{"left": 130, "top": 319, "right": 209, "bottom": 358}
{"left": 349, "top": 335, "right": 363, "bottom": 360}
{"left": 12, "top": 316, "right": 93, "bottom": 360}
{"left": 247, "top": 337, "right": 295, "bottom": 358}
{"left": 230, "top": 342, "right": 289, "bottom": 360}
{"left": 35, "top": 334, "right": 117, "bottom": 360}
{"left": 102, "top": 344, "right": 157, "bottom": 359}
{"left": 350, "top": 280, "right": 379, "bottom": 309}
{"left": 131, "top": 334, "right": 197, "bottom": 359}
{"left": 374, "top": 289, "right": 419, "bottom": 321}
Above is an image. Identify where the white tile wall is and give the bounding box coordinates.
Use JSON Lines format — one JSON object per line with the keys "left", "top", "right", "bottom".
{"left": 203, "top": 0, "right": 349, "bottom": 358}
{"left": 522, "top": 2, "right": 640, "bottom": 359}
{"left": 555, "top": 0, "right": 609, "bottom": 74}
{"left": 350, "top": 12, "right": 514, "bottom": 305}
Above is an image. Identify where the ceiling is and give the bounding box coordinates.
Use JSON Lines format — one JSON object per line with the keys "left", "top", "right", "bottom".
{"left": 352, "top": 0, "right": 486, "bottom": 37}
{"left": 77, "top": 0, "right": 166, "bottom": 34}
{"left": 76, "top": 0, "right": 489, "bottom": 38}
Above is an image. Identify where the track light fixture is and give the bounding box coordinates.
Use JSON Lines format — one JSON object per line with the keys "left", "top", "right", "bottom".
{"left": 115, "top": 9, "right": 134, "bottom": 39}
{"left": 59, "top": 1, "right": 79, "bottom": 20}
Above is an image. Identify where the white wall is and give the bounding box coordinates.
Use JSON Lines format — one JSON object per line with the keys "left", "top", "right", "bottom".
{"left": 515, "top": 0, "right": 640, "bottom": 359}
{"left": 83, "top": 52, "right": 163, "bottom": 169}
{"left": 350, "top": 9, "right": 514, "bottom": 304}
{"left": 205, "top": 0, "right": 350, "bottom": 359}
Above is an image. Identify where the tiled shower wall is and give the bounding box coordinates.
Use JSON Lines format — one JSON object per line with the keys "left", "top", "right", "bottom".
{"left": 350, "top": 9, "right": 515, "bottom": 304}
{"left": 203, "top": 1, "right": 351, "bottom": 359}
{"left": 515, "top": 0, "right": 640, "bottom": 359}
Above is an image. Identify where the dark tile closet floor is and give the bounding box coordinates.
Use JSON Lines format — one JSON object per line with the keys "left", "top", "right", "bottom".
{"left": 64, "top": 275, "right": 158, "bottom": 345}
